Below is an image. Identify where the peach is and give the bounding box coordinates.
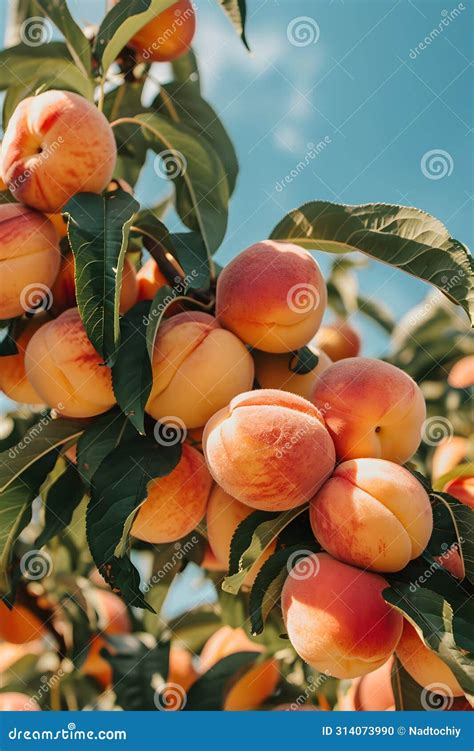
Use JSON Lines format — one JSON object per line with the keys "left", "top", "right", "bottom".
{"left": 201, "top": 544, "right": 226, "bottom": 572}
{"left": 432, "top": 436, "right": 470, "bottom": 481}
{"left": 313, "top": 319, "right": 361, "bottom": 361}
{"left": 128, "top": 0, "right": 196, "bottom": 62}
{"left": 136, "top": 258, "right": 167, "bottom": 302}
{"left": 131, "top": 444, "right": 212, "bottom": 543}
{"left": 310, "top": 459, "right": 433, "bottom": 573}
{"left": 281, "top": 553, "right": 403, "bottom": 679}
{"left": 199, "top": 626, "right": 279, "bottom": 711}
{"left": 0, "top": 601, "right": 44, "bottom": 644}
{"left": 47, "top": 212, "right": 68, "bottom": 238}
{"left": 216, "top": 241, "right": 327, "bottom": 353}
{"left": 448, "top": 355, "right": 474, "bottom": 389}
{"left": 253, "top": 347, "right": 332, "bottom": 400}
{"left": 0, "top": 315, "right": 47, "bottom": 404}
{"left": 443, "top": 476, "right": 474, "bottom": 509}
{"left": 0, "top": 692, "right": 40, "bottom": 710}
{"left": 93, "top": 589, "right": 131, "bottom": 635}
{"left": 396, "top": 620, "right": 464, "bottom": 697}
{"left": 203, "top": 389, "right": 335, "bottom": 511}
{"left": 146, "top": 312, "right": 254, "bottom": 428}
{"left": 0, "top": 204, "right": 60, "bottom": 319}
{"left": 338, "top": 658, "right": 395, "bottom": 710}
{"left": 164, "top": 645, "right": 198, "bottom": 708}
{"left": 51, "top": 253, "right": 138, "bottom": 315}
{"left": 24, "top": 307, "right": 115, "bottom": 417}
{"left": 82, "top": 636, "right": 112, "bottom": 689}
{"left": 312, "top": 358, "right": 426, "bottom": 463}
{"left": 206, "top": 485, "right": 276, "bottom": 587}
{"left": 1, "top": 90, "right": 116, "bottom": 213}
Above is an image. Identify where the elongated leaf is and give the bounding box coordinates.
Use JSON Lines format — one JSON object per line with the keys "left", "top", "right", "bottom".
{"left": 36, "top": 0, "right": 92, "bottom": 77}
{"left": 103, "top": 636, "right": 170, "bottom": 710}
{"left": 145, "top": 285, "right": 204, "bottom": 359}
{"left": 112, "top": 301, "right": 152, "bottom": 433}
{"left": 435, "top": 490, "right": 474, "bottom": 584}
{"left": 185, "top": 652, "right": 259, "bottom": 710}
{"left": 93, "top": 0, "right": 175, "bottom": 74}
{"left": 0, "top": 320, "right": 17, "bottom": 356}
{"left": 35, "top": 464, "right": 85, "bottom": 548}
{"left": 391, "top": 658, "right": 425, "bottom": 710}
{"left": 271, "top": 202, "right": 474, "bottom": 323}
{"left": 217, "top": 0, "right": 250, "bottom": 50}
{"left": 357, "top": 294, "right": 395, "bottom": 334}
{"left": 103, "top": 82, "right": 147, "bottom": 187}
{"left": 64, "top": 190, "right": 140, "bottom": 366}
{"left": 171, "top": 48, "right": 200, "bottom": 90}
{"left": 76, "top": 408, "right": 137, "bottom": 487}
{"left": 289, "top": 347, "right": 319, "bottom": 375}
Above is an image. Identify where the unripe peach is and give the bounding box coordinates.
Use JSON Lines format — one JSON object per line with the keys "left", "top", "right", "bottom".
{"left": 0, "top": 204, "right": 60, "bottom": 319}
{"left": 0, "top": 692, "right": 40, "bottom": 710}
{"left": 431, "top": 436, "right": 469, "bottom": 481}
{"left": 448, "top": 355, "right": 474, "bottom": 389}
{"left": 313, "top": 319, "right": 361, "bottom": 361}
{"left": 206, "top": 485, "right": 276, "bottom": 587}
{"left": 136, "top": 258, "right": 167, "bottom": 302}
{"left": 281, "top": 553, "right": 403, "bottom": 679}
{"left": 0, "top": 315, "right": 47, "bottom": 404}
{"left": 310, "top": 459, "right": 433, "bottom": 572}
{"left": 131, "top": 444, "right": 212, "bottom": 543}
{"left": 0, "top": 601, "right": 44, "bottom": 644}
{"left": 25, "top": 307, "right": 115, "bottom": 417}
{"left": 253, "top": 347, "right": 332, "bottom": 400}
{"left": 216, "top": 241, "right": 327, "bottom": 353}
{"left": 1, "top": 90, "right": 116, "bottom": 213}
{"left": 128, "top": 0, "right": 196, "bottom": 62}
{"left": 199, "top": 626, "right": 279, "bottom": 711}
{"left": 146, "top": 312, "right": 254, "bottom": 428}
{"left": 203, "top": 389, "right": 336, "bottom": 511}
{"left": 396, "top": 620, "right": 464, "bottom": 697}
{"left": 312, "top": 358, "right": 426, "bottom": 463}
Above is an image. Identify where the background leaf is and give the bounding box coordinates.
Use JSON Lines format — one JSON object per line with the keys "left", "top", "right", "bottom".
{"left": 216, "top": 0, "right": 250, "bottom": 50}
{"left": 35, "top": 463, "right": 86, "bottom": 548}
{"left": 35, "top": 0, "right": 92, "bottom": 77}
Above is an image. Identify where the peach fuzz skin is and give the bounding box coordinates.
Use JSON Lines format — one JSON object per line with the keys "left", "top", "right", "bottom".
{"left": 443, "top": 476, "right": 474, "bottom": 509}
{"left": 313, "top": 319, "right": 361, "bottom": 362}
{"left": 146, "top": 312, "right": 254, "bottom": 429}
{"left": 203, "top": 389, "right": 336, "bottom": 511}
{"left": 199, "top": 627, "right": 279, "bottom": 711}
{"left": 131, "top": 444, "right": 212, "bottom": 544}
{"left": 216, "top": 241, "right": 327, "bottom": 354}
{"left": 281, "top": 553, "right": 403, "bottom": 679}
{"left": 396, "top": 620, "right": 464, "bottom": 697}
{"left": 127, "top": 0, "right": 196, "bottom": 63}
{"left": 253, "top": 347, "right": 332, "bottom": 400}
{"left": 310, "top": 459, "right": 433, "bottom": 573}
{"left": 1, "top": 90, "right": 116, "bottom": 213}
{"left": 24, "top": 307, "right": 115, "bottom": 418}
{"left": 0, "top": 314, "right": 47, "bottom": 405}
{"left": 312, "top": 357, "right": 426, "bottom": 464}
{"left": 0, "top": 204, "right": 60, "bottom": 319}
{"left": 136, "top": 257, "right": 167, "bottom": 302}
{"left": 206, "top": 485, "right": 276, "bottom": 587}
{"left": 338, "top": 658, "right": 395, "bottom": 711}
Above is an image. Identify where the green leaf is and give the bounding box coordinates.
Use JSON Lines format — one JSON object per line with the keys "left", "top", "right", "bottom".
{"left": 35, "top": 463, "right": 85, "bottom": 548}
{"left": 217, "top": 0, "right": 250, "bottom": 50}
{"left": 391, "top": 657, "right": 426, "bottom": 710}
{"left": 112, "top": 301, "right": 152, "bottom": 433}
{"left": 289, "top": 347, "right": 319, "bottom": 375}
{"left": 93, "top": 0, "right": 176, "bottom": 75}
{"left": 103, "top": 82, "right": 148, "bottom": 187}
{"left": 145, "top": 285, "right": 201, "bottom": 360}
{"left": 76, "top": 408, "right": 137, "bottom": 487}
{"left": 36, "top": 0, "right": 92, "bottom": 77}
{"left": 270, "top": 202, "right": 474, "bottom": 323}
{"left": 357, "top": 294, "right": 395, "bottom": 334}
{"left": 0, "top": 320, "right": 18, "bottom": 356}
{"left": 171, "top": 48, "right": 200, "bottom": 90}
{"left": 435, "top": 490, "right": 474, "bottom": 584}
{"left": 64, "top": 190, "right": 140, "bottom": 367}
{"left": 184, "top": 652, "right": 259, "bottom": 710}
{"left": 103, "top": 636, "right": 170, "bottom": 710}
{"left": 86, "top": 436, "right": 181, "bottom": 610}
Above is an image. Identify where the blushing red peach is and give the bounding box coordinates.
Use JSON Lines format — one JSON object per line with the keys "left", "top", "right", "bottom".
{"left": 338, "top": 658, "right": 395, "bottom": 711}
{"left": 128, "top": 0, "right": 196, "bottom": 62}
{"left": 310, "top": 459, "right": 433, "bottom": 573}
{"left": 448, "top": 355, "right": 474, "bottom": 389}
{"left": 0, "top": 692, "right": 40, "bottom": 710}
{"left": 253, "top": 346, "right": 332, "bottom": 400}
{"left": 146, "top": 312, "right": 254, "bottom": 428}
{"left": 281, "top": 553, "right": 403, "bottom": 679}
{"left": 431, "top": 436, "right": 470, "bottom": 481}
{"left": 93, "top": 589, "right": 131, "bottom": 635}
{"left": 443, "top": 476, "right": 474, "bottom": 509}
{"left": 199, "top": 626, "right": 279, "bottom": 711}
{"left": 24, "top": 307, "right": 116, "bottom": 417}
{"left": 203, "top": 389, "right": 336, "bottom": 511}
{"left": 216, "top": 241, "right": 327, "bottom": 353}
{"left": 131, "top": 444, "right": 212, "bottom": 543}
{"left": 1, "top": 90, "right": 117, "bottom": 213}
{"left": 0, "top": 601, "right": 44, "bottom": 644}
{"left": 0, "top": 315, "right": 47, "bottom": 404}
{"left": 136, "top": 257, "right": 168, "bottom": 302}
{"left": 396, "top": 620, "right": 464, "bottom": 697}
{"left": 313, "top": 319, "right": 361, "bottom": 361}
{"left": 312, "top": 358, "right": 426, "bottom": 463}
{"left": 0, "top": 204, "right": 60, "bottom": 319}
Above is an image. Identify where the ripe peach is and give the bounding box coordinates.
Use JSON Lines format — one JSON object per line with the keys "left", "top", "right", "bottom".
{"left": 1, "top": 90, "right": 116, "bottom": 213}
{"left": 165, "top": 645, "right": 198, "bottom": 708}
{"left": 0, "top": 315, "right": 47, "bottom": 404}
{"left": 51, "top": 253, "right": 138, "bottom": 315}
{"left": 338, "top": 658, "right": 395, "bottom": 710}
{"left": 203, "top": 389, "right": 336, "bottom": 511}
{"left": 24, "top": 307, "right": 115, "bottom": 417}
{"left": 216, "top": 241, "right": 327, "bottom": 353}
{"left": 312, "top": 358, "right": 426, "bottom": 463}
{"left": 0, "top": 692, "right": 40, "bottom": 710}
{"left": 432, "top": 436, "right": 469, "bottom": 481}
{"left": 131, "top": 444, "right": 212, "bottom": 543}
{"left": 310, "top": 459, "right": 433, "bottom": 573}
{"left": 281, "top": 553, "right": 403, "bottom": 679}
{"left": 448, "top": 355, "right": 474, "bottom": 389}
{"left": 146, "top": 312, "right": 254, "bottom": 428}
{"left": 206, "top": 485, "right": 276, "bottom": 587}
{"left": 201, "top": 544, "right": 226, "bottom": 572}
{"left": 253, "top": 347, "right": 332, "bottom": 400}
{"left": 136, "top": 258, "right": 167, "bottom": 302}
{"left": 81, "top": 636, "right": 112, "bottom": 689}
{"left": 0, "top": 601, "right": 44, "bottom": 644}
{"left": 47, "top": 212, "right": 68, "bottom": 238}
{"left": 396, "top": 620, "right": 464, "bottom": 697}
{"left": 94, "top": 589, "right": 131, "bottom": 635}
{"left": 128, "top": 0, "right": 196, "bottom": 62}
{"left": 199, "top": 626, "right": 279, "bottom": 711}
{"left": 313, "top": 319, "right": 361, "bottom": 361}
{"left": 443, "top": 476, "right": 474, "bottom": 509}
{"left": 0, "top": 204, "right": 60, "bottom": 319}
